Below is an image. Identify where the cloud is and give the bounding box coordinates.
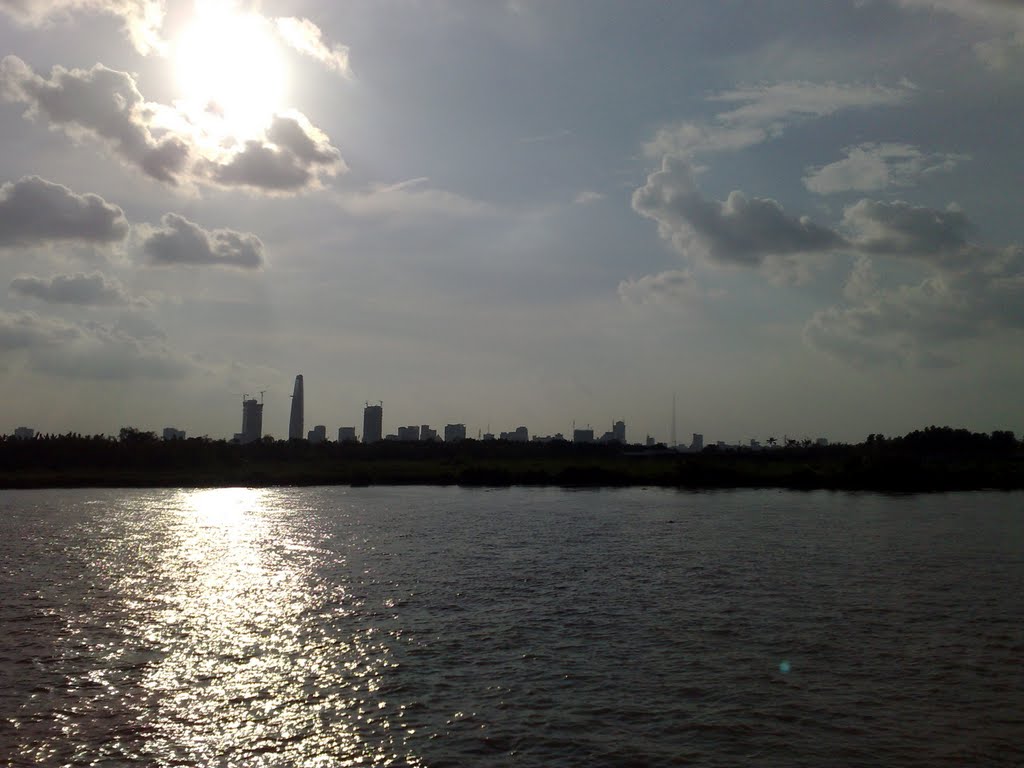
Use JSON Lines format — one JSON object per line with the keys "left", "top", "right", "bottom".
{"left": 803, "top": 143, "right": 967, "bottom": 195}
{"left": 573, "top": 190, "right": 605, "bottom": 205}
{"left": 0, "top": 309, "right": 80, "bottom": 350}
{"left": 335, "top": 178, "right": 495, "bottom": 218}
{"left": 633, "top": 157, "right": 846, "bottom": 267}
{"left": 139, "top": 213, "right": 264, "bottom": 269}
{"left": 895, "top": 0, "right": 1024, "bottom": 68}
{"left": 842, "top": 198, "right": 972, "bottom": 261}
{"left": 0, "top": 0, "right": 165, "bottom": 54}
{"left": 805, "top": 266, "right": 1024, "bottom": 367}
{"left": 0, "top": 309, "right": 196, "bottom": 379}
{"left": 274, "top": 16, "right": 351, "bottom": 77}
{"left": 199, "top": 112, "right": 345, "bottom": 192}
{"left": 0, "top": 56, "right": 189, "bottom": 183}
{"left": 1, "top": 57, "right": 345, "bottom": 193}
{"left": 617, "top": 269, "right": 708, "bottom": 307}
{"left": 0, "top": 176, "right": 128, "bottom": 247}
{"left": 796, "top": 190, "right": 1024, "bottom": 367}
{"left": 644, "top": 81, "right": 913, "bottom": 159}
{"left": 9, "top": 271, "right": 140, "bottom": 306}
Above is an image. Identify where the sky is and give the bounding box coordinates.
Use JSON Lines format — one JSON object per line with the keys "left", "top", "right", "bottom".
{"left": 0, "top": 0, "right": 1022, "bottom": 444}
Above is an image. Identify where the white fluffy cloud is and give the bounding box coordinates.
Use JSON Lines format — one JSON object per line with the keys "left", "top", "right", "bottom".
{"left": 804, "top": 143, "right": 966, "bottom": 194}
{"left": 274, "top": 16, "right": 351, "bottom": 77}
{"left": 0, "top": 175, "right": 128, "bottom": 246}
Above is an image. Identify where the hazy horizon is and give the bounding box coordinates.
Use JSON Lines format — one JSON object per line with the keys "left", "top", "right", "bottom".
{"left": 2, "top": 1, "right": 1022, "bottom": 444}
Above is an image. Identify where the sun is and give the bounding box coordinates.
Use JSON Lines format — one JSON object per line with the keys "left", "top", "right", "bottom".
{"left": 173, "top": 1, "right": 287, "bottom": 138}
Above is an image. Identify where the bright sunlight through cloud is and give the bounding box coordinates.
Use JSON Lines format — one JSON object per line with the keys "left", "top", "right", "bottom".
{"left": 174, "top": 0, "right": 287, "bottom": 138}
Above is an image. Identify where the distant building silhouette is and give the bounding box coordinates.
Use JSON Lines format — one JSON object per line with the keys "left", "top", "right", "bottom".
{"left": 288, "top": 375, "right": 304, "bottom": 440}
{"left": 308, "top": 425, "right": 326, "bottom": 444}
{"left": 420, "top": 425, "right": 438, "bottom": 441}
{"left": 573, "top": 427, "right": 594, "bottom": 444}
{"left": 690, "top": 433, "right": 704, "bottom": 452}
{"left": 338, "top": 426, "right": 357, "bottom": 443}
{"left": 398, "top": 425, "right": 420, "bottom": 441}
{"left": 444, "top": 423, "right": 466, "bottom": 443}
{"left": 599, "top": 420, "right": 625, "bottom": 444}
{"left": 236, "top": 398, "right": 263, "bottom": 444}
{"left": 500, "top": 426, "right": 528, "bottom": 442}
{"left": 13, "top": 427, "right": 35, "bottom": 439}
{"left": 363, "top": 403, "right": 383, "bottom": 444}
{"left": 163, "top": 427, "right": 186, "bottom": 441}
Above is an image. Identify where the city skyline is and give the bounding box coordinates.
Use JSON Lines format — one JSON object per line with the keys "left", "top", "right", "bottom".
{"left": 1, "top": 2, "right": 1022, "bottom": 444}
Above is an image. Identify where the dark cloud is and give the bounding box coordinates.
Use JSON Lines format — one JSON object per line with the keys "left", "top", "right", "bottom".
{"left": 9, "top": 271, "right": 136, "bottom": 306}
{"left": 0, "top": 308, "right": 193, "bottom": 379}
{"left": 141, "top": 213, "right": 265, "bottom": 269}
{"left": 805, "top": 246, "right": 1024, "bottom": 366}
{"left": 0, "top": 176, "right": 128, "bottom": 246}
{"left": 633, "top": 157, "right": 846, "bottom": 267}
{"left": 1, "top": 56, "right": 189, "bottom": 184}
{"left": 0, "top": 309, "right": 79, "bottom": 350}
{"left": 202, "top": 113, "right": 345, "bottom": 192}
{"left": 843, "top": 199, "right": 973, "bottom": 261}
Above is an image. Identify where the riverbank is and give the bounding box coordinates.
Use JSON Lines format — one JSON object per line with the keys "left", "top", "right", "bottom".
{"left": 3, "top": 430, "right": 1022, "bottom": 491}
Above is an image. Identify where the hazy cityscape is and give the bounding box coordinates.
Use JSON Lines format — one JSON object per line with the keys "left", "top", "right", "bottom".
{"left": 11, "top": 373, "right": 833, "bottom": 452}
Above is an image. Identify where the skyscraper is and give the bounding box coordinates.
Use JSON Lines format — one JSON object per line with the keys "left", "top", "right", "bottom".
{"left": 240, "top": 398, "right": 262, "bottom": 444}
{"left": 288, "top": 375, "right": 304, "bottom": 440}
{"left": 363, "top": 403, "right": 382, "bottom": 444}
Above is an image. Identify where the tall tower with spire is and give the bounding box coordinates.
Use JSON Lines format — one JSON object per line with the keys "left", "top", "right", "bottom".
{"left": 288, "top": 374, "right": 304, "bottom": 440}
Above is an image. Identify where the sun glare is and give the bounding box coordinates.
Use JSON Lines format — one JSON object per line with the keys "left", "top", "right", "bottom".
{"left": 174, "top": 1, "right": 287, "bottom": 137}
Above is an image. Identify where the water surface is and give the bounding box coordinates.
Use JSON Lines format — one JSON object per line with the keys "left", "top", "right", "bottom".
{"left": 1, "top": 487, "right": 1021, "bottom": 766}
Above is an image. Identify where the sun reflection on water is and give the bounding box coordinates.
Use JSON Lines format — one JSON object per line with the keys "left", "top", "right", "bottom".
{"left": 128, "top": 488, "right": 414, "bottom": 766}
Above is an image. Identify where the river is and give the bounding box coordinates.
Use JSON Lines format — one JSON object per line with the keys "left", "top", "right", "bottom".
{"left": 1, "top": 487, "right": 1021, "bottom": 766}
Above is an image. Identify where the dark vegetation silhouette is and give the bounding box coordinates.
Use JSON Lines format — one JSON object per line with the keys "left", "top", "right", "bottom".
{"left": 1, "top": 425, "right": 1020, "bottom": 490}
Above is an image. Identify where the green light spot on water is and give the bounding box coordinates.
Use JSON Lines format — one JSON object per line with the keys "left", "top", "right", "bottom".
{"left": 779, "top": 660, "right": 791, "bottom": 674}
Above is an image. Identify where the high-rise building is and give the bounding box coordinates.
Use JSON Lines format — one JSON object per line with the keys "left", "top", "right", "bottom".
{"left": 163, "top": 427, "right": 186, "bottom": 441}
{"left": 239, "top": 398, "right": 263, "bottom": 444}
{"left": 13, "top": 427, "right": 35, "bottom": 439}
{"left": 363, "top": 403, "right": 383, "bottom": 444}
{"left": 308, "top": 425, "right": 326, "bottom": 444}
{"left": 398, "top": 425, "right": 420, "bottom": 441}
{"left": 444, "top": 424, "right": 466, "bottom": 443}
{"left": 338, "top": 427, "right": 357, "bottom": 443}
{"left": 573, "top": 428, "right": 595, "bottom": 444}
{"left": 420, "top": 425, "right": 438, "bottom": 441}
{"left": 690, "top": 433, "right": 704, "bottom": 452}
{"left": 500, "top": 426, "right": 528, "bottom": 442}
{"left": 613, "top": 420, "right": 626, "bottom": 444}
{"left": 288, "top": 375, "right": 304, "bottom": 440}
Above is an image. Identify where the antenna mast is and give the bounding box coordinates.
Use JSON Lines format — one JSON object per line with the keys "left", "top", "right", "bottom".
{"left": 671, "top": 392, "right": 677, "bottom": 448}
